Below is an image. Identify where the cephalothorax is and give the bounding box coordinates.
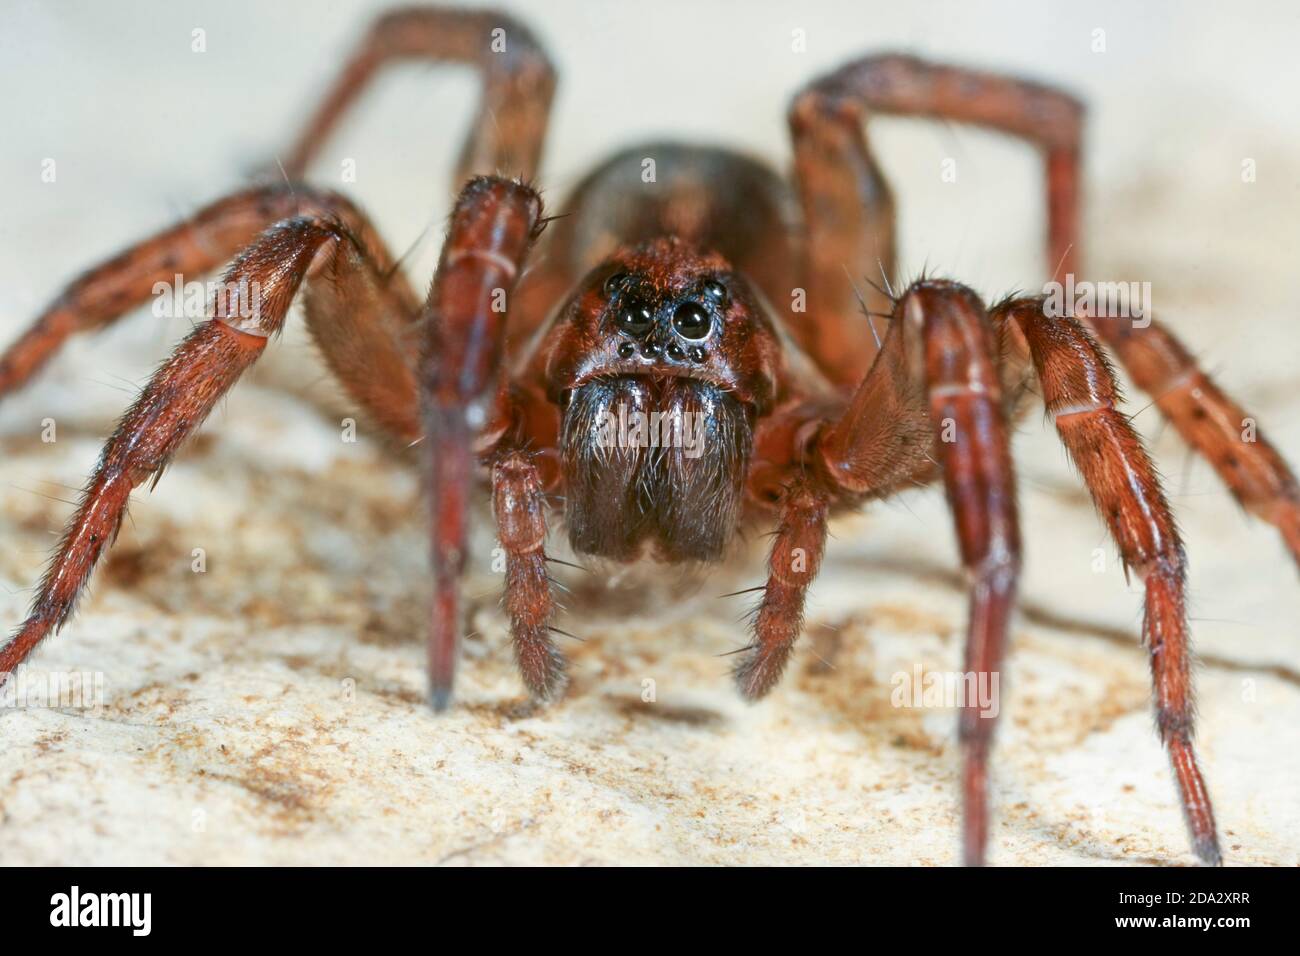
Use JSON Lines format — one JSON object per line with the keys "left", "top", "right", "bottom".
{"left": 3, "top": 7, "right": 1298, "bottom": 866}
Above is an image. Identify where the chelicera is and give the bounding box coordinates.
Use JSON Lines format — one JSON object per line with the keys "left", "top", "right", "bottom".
{"left": 3, "top": 7, "right": 1297, "bottom": 865}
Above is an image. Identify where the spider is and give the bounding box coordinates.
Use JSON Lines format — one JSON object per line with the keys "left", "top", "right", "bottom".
{"left": 2, "top": 6, "right": 1297, "bottom": 867}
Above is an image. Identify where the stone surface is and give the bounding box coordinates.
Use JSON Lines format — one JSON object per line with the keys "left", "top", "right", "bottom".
{"left": 0, "top": 0, "right": 1297, "bottom": 865}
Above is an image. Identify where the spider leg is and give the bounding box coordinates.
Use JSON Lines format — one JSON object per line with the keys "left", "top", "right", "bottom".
{"left": 996, "top": 297, "right": 1221, "bottom": 865}
{"left": 788, "top": 71, "right": 897, "bottom": 385}
{"left": 907, "top": 282, "right": 1022, "bottom": 867}
{"left": 0, "top": 213, "right": 413, "bottom": 680}
{"left": 819, "top": 56, "right": 1300, "bottom": 564}
{"left": 0, "top": 186, "right": 419, "bottom": 407}
{"left": 809, "top": 280, "right": 1020, "bottom": 865}
{"left": 295, "top": 220, "right": 423, "bottom": 442}
{"left": 813, "top": 304, "right": 933, "bottom": 495}
{"left": 283, "top": 7, "right": 555, "bottom": 185}
{"left": 788, "top": 55, "right": 1082, "bottom": 386}
{"left": 423, "top": 176, "right": 543, "bottom": 709}
{"left": 737, "top": 317, "right": 938, "bottom": 697}
{"left": 1082, "top": 312, "right": 1300, "bottom": 567}
{"left": 492, "top": 449, "right": 565, "bottom": 701}
{"left": 734, "top": 478, "right": 829, "bottom": 700}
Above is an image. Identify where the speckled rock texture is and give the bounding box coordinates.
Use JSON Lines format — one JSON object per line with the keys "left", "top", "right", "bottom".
{"left": 0, "top": 0, "right": 1296, "bottom": 865}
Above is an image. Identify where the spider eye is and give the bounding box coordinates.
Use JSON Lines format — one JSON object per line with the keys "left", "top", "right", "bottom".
{"left": 616, "top": 298, "right": 654, "bottom": 337}
{"left": 672, "top": 301, "right": 712, "bottom": 340}
{"left": 701, "top": 278, "right": 728, "bottom": 304}
{"left": 603, "top": 272, "right": 630, "bottom": 297}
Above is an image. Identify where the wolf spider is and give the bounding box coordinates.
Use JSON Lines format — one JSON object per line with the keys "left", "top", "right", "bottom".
{"left": 2, "top": 7, "right": 1297, "bottom": 866}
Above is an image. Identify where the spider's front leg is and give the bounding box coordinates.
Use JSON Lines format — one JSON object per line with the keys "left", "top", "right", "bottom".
{"left": 422, "top": 177, "right": 546, "bottom": 709}
{"left": 995, "top": 296, "right": 1221, "bottom": 864}
{"left": 737, "top": 279, "right": 940, "bottom": 703}
{"left": 0, "top": 211, "right": 419, "bottom": 679}
{"left": 895, "top": 282, "right": 1023, "bottom": 867}
{"left": 775, "top": 281, "right": 1020, "bottom": 865}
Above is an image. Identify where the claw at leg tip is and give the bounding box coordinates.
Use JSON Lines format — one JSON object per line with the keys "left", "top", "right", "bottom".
{"left": 962, "top": 843, "right": 987, "bottom": 867}
{"left": 429, "top": 682, "right": 453, "bottom": 713}
{"left": 528, "top": 672, "right": 568, "bottom": 706}
{"left": 1196, "top": 836, "right": 1223, "bottom": 867}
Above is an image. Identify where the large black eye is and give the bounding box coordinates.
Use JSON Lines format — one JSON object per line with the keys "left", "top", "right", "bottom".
{"left": 616, "top": 298, "right": 654, "bottom": 337}
{"left": 672, "top": 301, "right": 712, "bottom": 340}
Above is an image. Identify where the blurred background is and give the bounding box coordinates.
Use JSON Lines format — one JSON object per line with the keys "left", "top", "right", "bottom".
{"left": 2, "top": 0, "right": 1298, "bottom": 293}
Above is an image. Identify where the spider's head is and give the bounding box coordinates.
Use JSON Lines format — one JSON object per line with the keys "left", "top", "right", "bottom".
{"left": 541, "top": 239, "right": 782, "bottom": 563}
{"left": 543, "top": 237, "right": 780, "bottom": 414}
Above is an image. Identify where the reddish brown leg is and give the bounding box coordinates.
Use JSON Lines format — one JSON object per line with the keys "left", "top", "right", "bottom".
{"left": 743, "top": 341, "right": 925, "bottom": 695}
{"left": 0, "top": 215, "right": 403, "bottom": 680}
{"left": 1084, "top": 312, "right": 1300, "bottom": 568}
{"left": 908, "top": 282, "right": 1021, "bottom": 867}
{"left": 789, "top": 55, "right": 1083, "bottom": 386}
{"left": 296, "top": 218, "right": 423, "bottom": 441}
{"left": 492, "top": 449, "right": 564, "bottom": 701}
{"left": 283, "top": 7, "right": 555, "bottom": 184}
{"left": 813, "top": 307, "right": 932, "bottom": 495}
{"left": 788, "top": 78, "right": 897, "bottom": 385}
{"left": 812, "top": 280, "right": 1021, "bottom": 865}
{"left": 998, "top": 298, "right": 1221, "bottom": 864}
{"left": 734, "top": 479, "right": 829, "bottom": 700}
{"left": 0, "top": 186, "right": 419, "bottom": 408}
{"left": 423, "top": 177, "right": 543, "bottom": 709}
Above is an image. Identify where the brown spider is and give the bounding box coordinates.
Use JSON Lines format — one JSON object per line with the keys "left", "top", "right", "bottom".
{"left": 2, "top": 7, "right": 1298, "bottom": 866}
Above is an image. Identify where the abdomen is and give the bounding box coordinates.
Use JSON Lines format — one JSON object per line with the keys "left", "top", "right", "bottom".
{"left": 552, "top": 142, "right": 802, "bottom": 311}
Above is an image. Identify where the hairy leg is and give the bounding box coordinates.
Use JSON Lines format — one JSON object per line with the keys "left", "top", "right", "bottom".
{"left": 734, "top": 478, "right": 829, "bottom": 700}
{"left": 423, "top": 176, "right": 544, "bottom": 709}
{"left": 788, "top": 74, "right": 897, "bottom": 385}
{"left": 856, "top": 56, "right": 1299, "bottom": 566}
{"left": 296, "top": 216, "right": 422, "bottom": 441}
{"left": 733, "top": 297, "right": 939, "bottom": 701}
{"left": 1084, "top": 312, "right": 1300, "bottom": 568}
{"left": 788, "top": 54, "right": 1083, "bottom": 386}
{"left": 0, "top": 186, "right": 419, "bottom": 414}
{"left": 283, "top": 6, "right": 555, "bottom": 185}
{"left": 906, "top": 282, "right": 1022, "bottom": 867}
{"left": 0, "top": 214, "right": 414, "bottom": 679}
{"left": 809, "top": 280, "right": 1020, "bottom": 865}
{"left": 998, "top": 297, "right": 1221, "bottom": 864}
{"left": 813, "top": 305, "right": 933, "bottom": 495}
{"left": 492, "top": 449, "right": 564, "bottom": 701}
